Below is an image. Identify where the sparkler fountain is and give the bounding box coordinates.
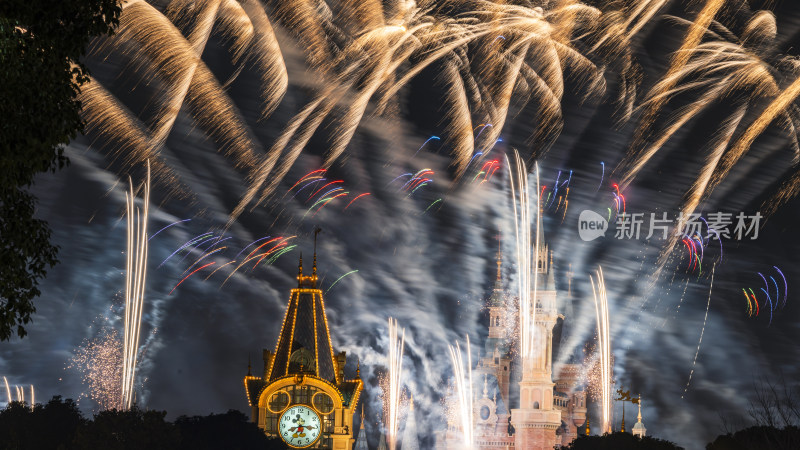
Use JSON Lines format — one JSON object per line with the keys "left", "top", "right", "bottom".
{"left": 447, "top": 335, "right": 474, "bottom": 448}
{"left": 590, "top": 267, "right": 612, "bottom": 434}
{"left": 386, "top": 318, "right": 405, "bottom": 450}
{"left": 121, "top": 164, "right": 150, "bottom": 410}
{"left": 3, "top": 377, "right": 34, "bottom": 409}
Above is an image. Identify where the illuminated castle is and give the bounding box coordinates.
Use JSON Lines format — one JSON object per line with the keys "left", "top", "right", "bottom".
{"left": 438, "top": 232, "right": 587, "bottom": 449}
{"left": 244, "top": 252, "right": 363, "bottom": 449}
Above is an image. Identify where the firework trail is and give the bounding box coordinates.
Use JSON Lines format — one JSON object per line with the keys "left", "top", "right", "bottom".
{"left": 506, "top": 150, "right": 540, "bottom": 368}
{"left": 683, "top": 263, "right": 715, "bottom": 398}
{"left": 448, "top": 335, "right": 474, "bottom": 448}
{"left": 414, "top": 136, "right": 440, "bottom": 157}
{"left": 326, "top": 270, "right": 358, "bottom": 293}
{"left": 149, "top": 218, "right": 190, "bottom": 241}
{"left": 619, "top": 5, "right": 800, "bottom": 238}
{"left": 79, "top": 0, "right": 642, "bottom": 224}
{"left": 121, "top": 163, "right": 150, "bottom": 410}
{"left": 634, "top": 0, "right": 726, "bottom": 139}
{"left": 741, "top": 266, "right": 788, "bottom": 321}
{"left": 344, "top": 193, "right": 371, "bottom": 210}
{"left": 590, "top": 267, "right": 612, "bottom": 435}
{"left": 595, "top": 162, "right": 604, "bottom": 192}
{"left": 386, "top": 318, "right": 405, "bottom": 450}
{"left": 2, "top": 377, "right": 35, "bottom": 409}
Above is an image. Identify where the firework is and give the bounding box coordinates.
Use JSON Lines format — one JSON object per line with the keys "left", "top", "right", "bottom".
{"left": 590, "top": 267, "right": 612, "bottom": 434}
{"left": 386, "top": 318, "right": 405, "bottom": 450}
{"left": 121, "top": 163, "right": 150, "bottom": 410}
{"left": 69, "top": 327, "right": 123, "bottom": 411}
{"left": 326, "top": 270, "right": 359, "bottom": 293}
{"left": 3, "top": 377, "right": 10, "bottom": 405}
{"left": 620, "top": 5, "right": 800, "bottom": 246}
{"left": 506, "top": 150, "right": 540, "bottom": 370}
{"left": 78, "top": 0, "right": 642, "bottom": 223}
{"left": 2, "top": 377, "right": 35, "bottom": 410}
{"left": 741, "top": 266, "right": 788, "bottom": 322}
{"left": 448, "top": 335, "right": 474, "bottom": 448}
{"left": 683, "top": 263, "right": 715, "bottom": 397}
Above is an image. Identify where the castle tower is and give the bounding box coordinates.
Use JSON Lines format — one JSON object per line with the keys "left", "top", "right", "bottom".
{"left": 244, "top": 248, "right": 363, "bottom": 449}
{"left": 632, "top": 395, "right": 647, "bottom": 438}
{"left": 354, "top": 406, "right": 369, "bottom": 450}
{"left": 554, "top": 364, "right": 587, "bottom": 446}
{"left": 401, "top": 395, "right": 420, "bottom": 450}
{"left": 510, "top": 232, "right": 562, "bottom": 449}
{"left": 481, "top": 241, "right": 513, "bottom": 408}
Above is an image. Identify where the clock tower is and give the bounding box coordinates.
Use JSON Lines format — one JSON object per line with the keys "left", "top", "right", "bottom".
{"left": 244, "top": 252, "right": 363, "bottom": 449}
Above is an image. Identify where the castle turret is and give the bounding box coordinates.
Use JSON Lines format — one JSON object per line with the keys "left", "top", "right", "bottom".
{"left": 632, "top": 395, "right": 647, "bottom": 438}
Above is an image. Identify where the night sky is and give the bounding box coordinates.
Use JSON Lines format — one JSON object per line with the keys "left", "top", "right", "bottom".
{"left": 4, "top": 1, "right": 800, "bottom": 448}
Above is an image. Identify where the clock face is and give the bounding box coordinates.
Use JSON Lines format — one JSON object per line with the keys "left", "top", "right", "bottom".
{"left": 279, "top": 405, "right": 322, "bottom": 448}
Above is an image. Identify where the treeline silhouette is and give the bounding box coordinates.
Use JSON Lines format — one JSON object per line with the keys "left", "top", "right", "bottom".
{"left": 0, "top": 396, "right": 287, "bottom": 450}
{"left": 564, "top": 432, "right": 683, "bottom": 449}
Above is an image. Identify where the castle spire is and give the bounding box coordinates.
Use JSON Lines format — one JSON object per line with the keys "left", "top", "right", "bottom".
{"left": 354, "top": 405, "right": 369, "bottom": 450}
{"left": 298, "top": 253, "right": 304, "bottom": 277}
{"left": 489, "top": 232, "right": 505, "bottom": 306}
{"left": 632, "top": 394, "right": 647, "bottom": 438}
{"left": 401, "top": 392, "right": 420, "bottom": 450}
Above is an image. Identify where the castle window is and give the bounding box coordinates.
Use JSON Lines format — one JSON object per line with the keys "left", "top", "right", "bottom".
{"left": 313, "top": 392, "right": 334, "bottom": 414}
{"left": 291, "top": 385, "right": 314, "bottom": 405}
{"left": 269, "top": 391, "right": 289, "bottom": 412}
{"left": 480, "top": 406, "right": 491, "bottom": 420}
{"left": 533, "top": 401, "right": 539, "bottom": 409}
{"left": 265, "top": 413, "right": 278, "bottom": 432}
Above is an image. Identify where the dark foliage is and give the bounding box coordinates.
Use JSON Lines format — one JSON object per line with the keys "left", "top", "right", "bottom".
{"left": 174, "top": 409, "right": 287, "bottom": 450}
{"left": 710, "top": 378, "right": 800, "bottom": 450}
{"left": 564, "top": 432, "right": 684, "bottom": 450}
{"left": 706, "top": 426, "right": 800, "bottom": 450}
{"left": 74, "top": 407, "right": 181, "bottom": 450}
{"left": 0, "top": 396, "right": 84, "bottom": 450}
{"left": 0, "top": 0, "right": 121, "bottom": 340}
{"left": 0, "top": 397, "right": 287, "bottom": 449}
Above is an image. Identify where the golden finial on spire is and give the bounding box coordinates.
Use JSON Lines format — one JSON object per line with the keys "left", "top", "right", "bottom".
{"left": 298, "top": 253, "right": 303, "bottom": 276}
{"left": 356, "top": 358, "right": 361, "bottom": 377}
{"left": 585, "top": 418, "right": 590, "bottom": 435}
